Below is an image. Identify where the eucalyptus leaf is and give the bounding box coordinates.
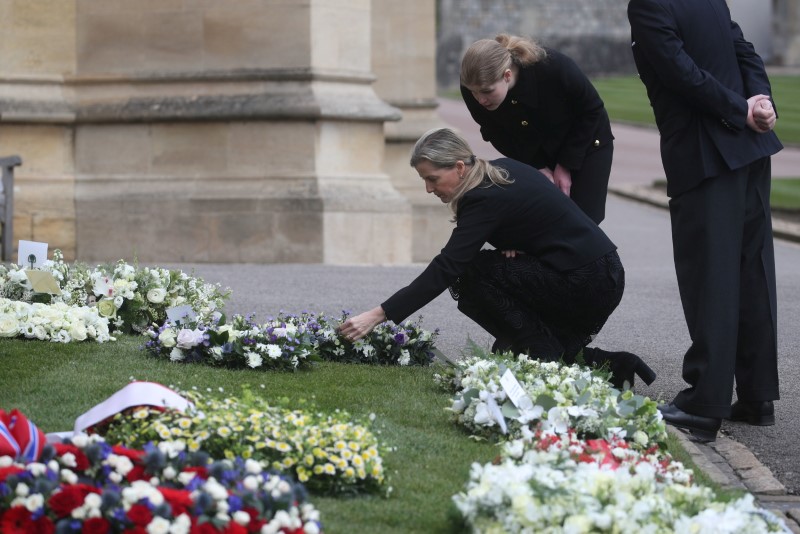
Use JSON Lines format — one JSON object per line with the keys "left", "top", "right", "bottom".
{"left": 617, "top": 401, "right": 636, "bottom": 417}
{"left": 461, "top": 388, "right": 480, "bottom": 407}
{"left": 501, "top": 400, "right": 521, "bottom": 419}
{"left": 534, "top": 393, "right": 558, "bottom": 412}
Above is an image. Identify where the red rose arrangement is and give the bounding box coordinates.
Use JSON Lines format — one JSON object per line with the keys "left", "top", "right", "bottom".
{"left": 0, "top": 433, "right": 322, "bottom": 534}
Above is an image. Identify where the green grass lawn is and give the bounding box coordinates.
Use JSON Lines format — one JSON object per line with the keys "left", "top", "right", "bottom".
{"left": 771, "top": 178, "right": 800, "bottom": 210}
{"left": 0, "top": 336, "right": 747, "bottom": 532}
{"left": 592, "top": 74, "right": 800, "bottom": 146}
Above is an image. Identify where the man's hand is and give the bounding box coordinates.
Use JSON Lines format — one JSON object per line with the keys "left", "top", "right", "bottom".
{"left": 747, "top": 94, "right": 776, "bottom": 133}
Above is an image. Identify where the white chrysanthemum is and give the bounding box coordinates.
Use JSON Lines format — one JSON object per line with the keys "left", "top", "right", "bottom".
{"left": 247, "top": 351, "right": 263, "bottom": 368}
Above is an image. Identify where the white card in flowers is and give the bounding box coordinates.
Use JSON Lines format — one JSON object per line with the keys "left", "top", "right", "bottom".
{"left": 500, "top": 368, "right": 533, "bottom": 410}
{"left": 17, "top": 240, "right": 48, "bottom": 269}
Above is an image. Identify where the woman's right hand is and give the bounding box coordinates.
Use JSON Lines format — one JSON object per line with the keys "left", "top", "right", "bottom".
{"left": 538, "top": 167, "right": 555, "bottom": 183}
{"left": 337, "top": 306, "right": 387, "bottom": 342}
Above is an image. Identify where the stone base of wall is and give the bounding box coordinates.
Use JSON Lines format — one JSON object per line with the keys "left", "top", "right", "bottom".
{"left": 70, "top": 119, "right": 411, "bottom": 264}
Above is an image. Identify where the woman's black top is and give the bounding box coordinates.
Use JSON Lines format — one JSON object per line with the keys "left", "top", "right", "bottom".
{"left": 381, "top": 158, "right": 616, "bottom": 323}
{"left": 460, "top": 48, "right": 613, "bottom": 172}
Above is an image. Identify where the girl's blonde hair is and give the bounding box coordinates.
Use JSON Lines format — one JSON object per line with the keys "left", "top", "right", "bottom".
{"left": 410, "top": 128, "right": 512, "bottom": 216}
{"left": 460, "top": 34, "right": 547, "bottom": 89}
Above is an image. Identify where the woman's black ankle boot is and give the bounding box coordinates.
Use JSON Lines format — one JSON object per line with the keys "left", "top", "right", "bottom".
{"left": 582, "top": 348, "right": 656, "bottom": 389}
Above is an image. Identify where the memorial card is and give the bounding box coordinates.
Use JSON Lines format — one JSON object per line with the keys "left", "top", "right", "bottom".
{"left": 17, "top": 240, "right": 48, "bottom": 269}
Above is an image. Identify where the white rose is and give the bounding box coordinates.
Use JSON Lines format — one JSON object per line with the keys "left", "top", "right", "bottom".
{"left": 0, "top": 313, "right": 19, "bottom": 337}
{"left": 158, "top": 328, "right": 177, "bottom": 348}
{"left": 176, "top": 328, "right": 204, "bottom": 349}
{"left": 69, "top": 322, "right": 88, "bottom": 342}
{"left": 147, "top": 287, "right": 167, "bottom": 304}
{"left": 33, "top": 325, "right": 47, "bottom": 340}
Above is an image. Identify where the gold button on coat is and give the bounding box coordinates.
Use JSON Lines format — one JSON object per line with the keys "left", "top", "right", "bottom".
{"left": 511, "top": 99, "right": 518, "bottom": 104}
{"left": 593, "top": 139, "right": 600, "bottom": 147}
{"left": 521, "top": 120, "right": 528, "bottom": 126}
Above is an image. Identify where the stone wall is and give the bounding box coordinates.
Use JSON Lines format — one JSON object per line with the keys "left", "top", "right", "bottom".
{"left": 436, "top": 0, "right": 634, "bottom": 90}
{"left": 0, "top": 0, "right": 416, "bottom": 265}
{"left": 436, "top": 0, "right": 800, "bottom": 90}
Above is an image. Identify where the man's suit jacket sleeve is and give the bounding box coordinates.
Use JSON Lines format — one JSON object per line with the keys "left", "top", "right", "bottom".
{"left": 731, "top": 19, "right": 778, "bottom": 115}
{"left": 628, "top": 0, "right": 748, "bottom": 130}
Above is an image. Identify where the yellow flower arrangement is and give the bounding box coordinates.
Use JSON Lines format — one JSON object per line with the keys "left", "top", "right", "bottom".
{"left": 100, "top": 385, "right": 389, "bottom": 495}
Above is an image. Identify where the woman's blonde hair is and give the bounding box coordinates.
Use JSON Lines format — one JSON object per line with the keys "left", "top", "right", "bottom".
{"left": 410, "top": 128, "right": 512, "bottom": 217}
{"left": 460, "top": 34, "right": 547, "bottom": 89}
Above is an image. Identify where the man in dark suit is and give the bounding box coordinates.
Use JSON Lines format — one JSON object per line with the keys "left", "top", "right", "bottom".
{"left": 628, "top": 0, "right": 783, "bottom": 442}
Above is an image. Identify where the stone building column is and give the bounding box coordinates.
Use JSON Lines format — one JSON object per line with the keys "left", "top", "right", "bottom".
{"left": 1, "top": 0, "right": 412, "bottom": 264}
{"left": 0, "top": 1, "right": 78, "bottom": 260}
{"left": 372, "top": 0, "right": 450, "bottom": 262}
{"left": 774, "top": 0, "right": 800, "bottom": 66}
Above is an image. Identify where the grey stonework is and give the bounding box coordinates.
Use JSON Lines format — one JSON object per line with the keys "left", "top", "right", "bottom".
{"left": 437, "top": 0, "right": 799, "bottom": 91}
{"left": 436, "top": 0, "right": 634, "bottom": 90}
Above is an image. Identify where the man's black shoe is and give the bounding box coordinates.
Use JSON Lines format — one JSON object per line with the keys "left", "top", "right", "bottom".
{"left": 657, "top": 403, "right": 721, "bottom": 443}
{"left": 727, "top": 400, "right": 775, "bottom": 426}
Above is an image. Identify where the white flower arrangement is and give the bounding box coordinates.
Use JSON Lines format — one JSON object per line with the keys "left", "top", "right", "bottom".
{"left": 145, "top": 311, "right": 439, "bottom": 371}
{"left": 453, "top": 428, "right": 788, "bottom": 533}
{"left": 145, "top": 313, "right": 319, "bottom": 371}
{"left": 442, "top": 350, "right": 667, "bottom": 448}
{"left": 0, "top": 297, "right": 113, "bottom": 343}
{"left": 0, "top": 251, "right": 230, "bottom": 336}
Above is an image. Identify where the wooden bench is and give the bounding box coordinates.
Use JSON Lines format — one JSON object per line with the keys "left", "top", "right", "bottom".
{"left": 0, "top": 155, "right": 22, "bottom": 262}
